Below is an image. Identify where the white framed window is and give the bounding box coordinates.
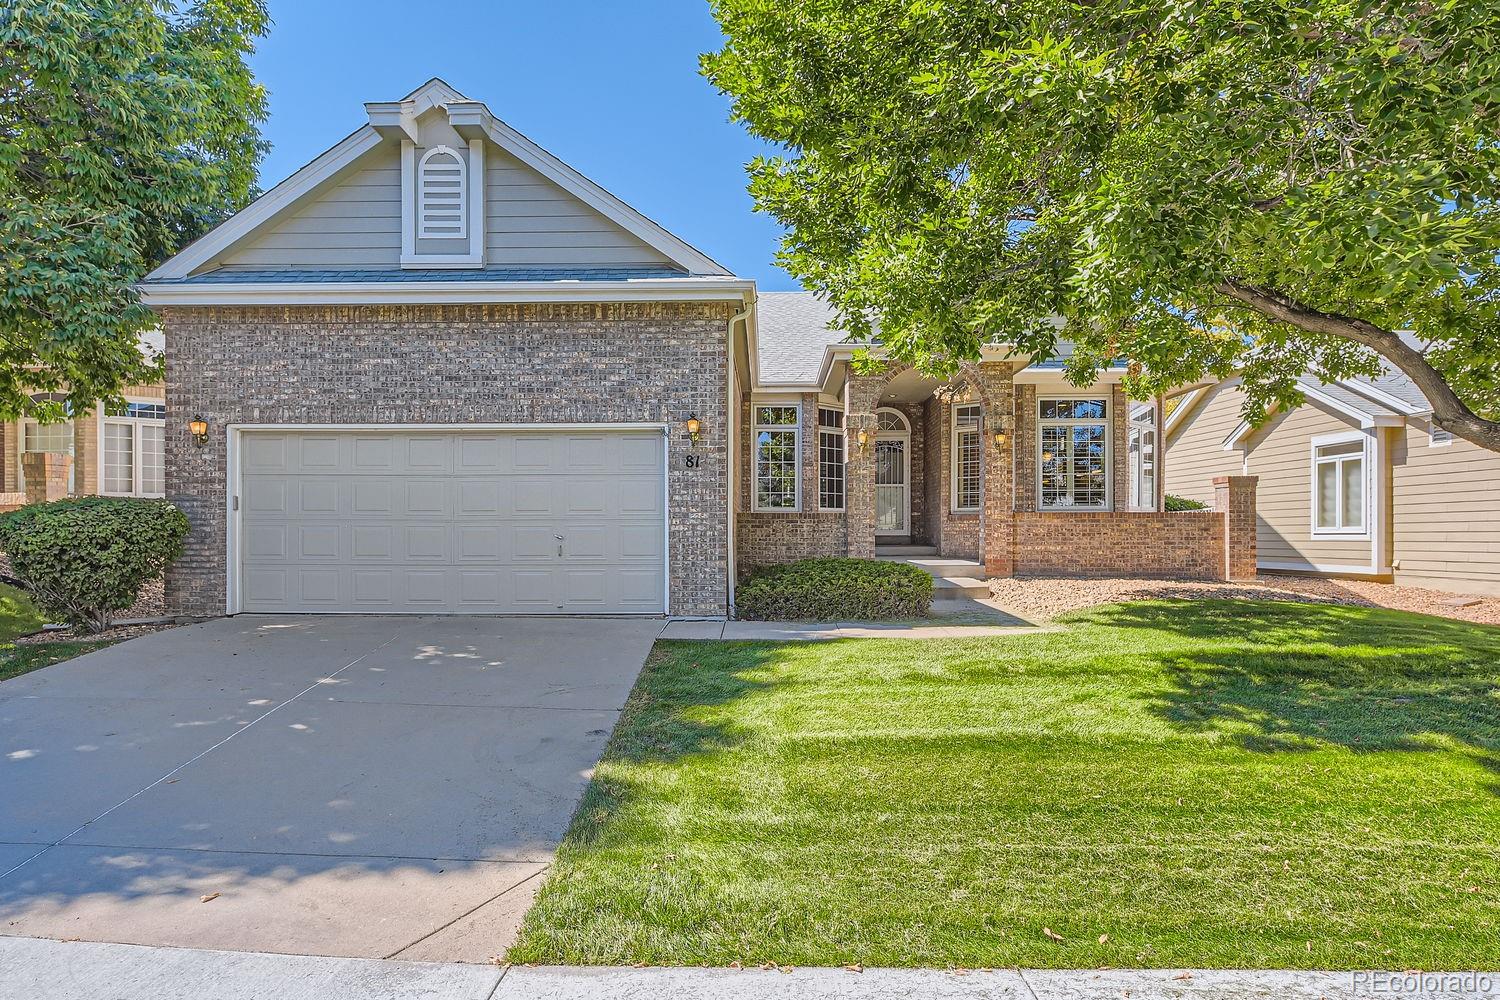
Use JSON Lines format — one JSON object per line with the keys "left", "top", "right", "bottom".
{"left": 19, "top": 416, "right": 76, "bottom": 493}
{"left": 1311, "top": 432, "right": 1368, "bottom": 536}
{"left": 817, "top": 406, "right": 845, "bottom": 511}
{"left": 951, "top": 403, "right": 982, "bottom": 511}
{"left": 101, "top": 401, "right": 166, "bottom": 498}
{"left": 1127, "top": 400, "right": 1158, "bottom": 511}
{"left": 1430, "top": 424, "right": 1454, "bottom": 447}
{"left": 1038, "top": 397, "right": 1110, "bottom": 510}
{"left": 753, "top": 403, "right": 800, "bottom": 511}
{"left": 417, "top": 145, "right": 467, "bottom": 240}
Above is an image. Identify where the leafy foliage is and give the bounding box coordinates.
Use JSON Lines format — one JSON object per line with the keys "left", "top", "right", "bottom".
{"left": 0, "top": 496, "right": 188, "bottom": 631}
{"left": 736, "top": 557, "right": 933, "bottom": 620}
{"left": 1165, "top": 494, "right": 1210, "bottom": 512}
{"left": 704, "top": 0, "right": 1500, "bottom": 447}
{"left": 0, "top": 0, "right": 269, "bottom": 422}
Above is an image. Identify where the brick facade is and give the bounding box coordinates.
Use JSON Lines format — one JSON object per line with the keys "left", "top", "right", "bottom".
{"left": 736, "top": 368, "right": 1258, "bottom": 587}
{"left": 21, "top": 453, "right": 71, "bottom": 504}
{"left": 160, "top": 302, "right": 733, "bottom": 617}
{"left": 1013, "top": 511, "right": 1226, "bottom": 579}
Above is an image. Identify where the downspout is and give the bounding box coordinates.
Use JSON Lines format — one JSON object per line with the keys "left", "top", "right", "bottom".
{"left": 726, "top": 296, "right": 755, "bottom": 618}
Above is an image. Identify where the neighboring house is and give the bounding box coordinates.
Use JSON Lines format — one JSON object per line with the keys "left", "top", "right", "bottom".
{"left": 0, "top": 332, "right": 167, "bottom": 509}
{"left": 139, "top": 79, "right": 1257, "bottom": 619}
{"left": 1164, "top": 368, "right": 1500, "bottom": 597}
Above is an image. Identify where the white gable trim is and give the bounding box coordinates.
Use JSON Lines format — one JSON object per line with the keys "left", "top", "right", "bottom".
{"left": 462, "top": 105, "right": 728, "bottom": 276}
{"left": 147, "top": 78, "right": 729, "bottom": 282}
{"left": 147, "top": 125, "right": 385, "bottom": 281}
{"left": 1339, "top": 378, "right": 1430, "bottom": 416}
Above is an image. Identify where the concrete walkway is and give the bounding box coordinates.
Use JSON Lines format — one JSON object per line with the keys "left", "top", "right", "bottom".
{"left": 5, "top": 938, "right": 1494, "bottom": 1000}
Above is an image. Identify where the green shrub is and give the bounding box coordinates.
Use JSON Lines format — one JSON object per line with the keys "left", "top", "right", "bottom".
{"left": 0, "top": 497, "right": 189, "bottom": 632}
{"left": 1165, "top": 493, "right": 1210, "bottom": 511}
{"left": 736, "top": 557, "right": 933, "bottom": 621}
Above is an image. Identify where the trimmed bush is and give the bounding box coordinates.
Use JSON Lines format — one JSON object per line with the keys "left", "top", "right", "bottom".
{"left": 736, "top": 557, "right": 933, "bottom": 621}
{"left": 0, "top": 497, "right": 188, "bottom": 632}
{"left": 1165, "top": 493, "right": 1210, "bottom": 511}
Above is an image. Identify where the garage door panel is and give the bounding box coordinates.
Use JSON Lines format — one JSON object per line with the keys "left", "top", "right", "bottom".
{"left": 403, "top": 525, "right": 448, "bottom": 561}
{"left": 239, "top": 430, "right": 666, "bottom": 614}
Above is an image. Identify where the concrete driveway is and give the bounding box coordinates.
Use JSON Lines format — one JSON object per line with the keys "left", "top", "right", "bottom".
{"left": 0, "top": 615, "right": 662, "bottom": 962}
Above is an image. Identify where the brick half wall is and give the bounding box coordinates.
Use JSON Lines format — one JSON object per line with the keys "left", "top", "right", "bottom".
{"left": 1013, "top": 511, "right": 1226, "bottom": 580}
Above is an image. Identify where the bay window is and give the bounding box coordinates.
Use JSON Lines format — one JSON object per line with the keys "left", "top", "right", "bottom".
{"left": 1038, "top": 397, "right": 1110, "bottom": 510}
{"left": 753, "top": 404, "right": 800, "bottom": 511}
{"left": 102, "top": 402, "right": 167, "bottom": 498}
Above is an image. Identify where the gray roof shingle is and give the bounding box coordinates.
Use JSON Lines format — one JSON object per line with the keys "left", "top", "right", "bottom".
{"left": 754, "top": 292, "right": 856, "bottom": 385}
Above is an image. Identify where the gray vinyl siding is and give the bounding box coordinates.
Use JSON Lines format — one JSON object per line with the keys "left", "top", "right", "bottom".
{"left": 1243, "top": 401, "right": 1373, "bottom": 568}
{"left": 210, "top": 142, "right": 677, "bottom": 272}
{"left": 213, "top": 144, "right": 403, "bottom": 270}
{"left": 1163, "top": 382, "right": 1247, "bottom": 506}
{"left": 483, "top": 148, "right": 675, "bottom": 268}
{"left": 1390, "top": 419, "right": 1500, "bottom": 596}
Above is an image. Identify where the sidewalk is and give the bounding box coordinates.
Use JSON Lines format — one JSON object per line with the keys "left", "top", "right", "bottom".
{"left": 4, "top": 937, "right": 1494, "bottom": 1000}
{"left": 660, "top": 599, "right": 1051, "bottom": 641}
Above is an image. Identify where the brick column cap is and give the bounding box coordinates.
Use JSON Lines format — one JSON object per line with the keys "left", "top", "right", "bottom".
{"left": 1212, "top": 475, "right": 1259, "bottom": 486}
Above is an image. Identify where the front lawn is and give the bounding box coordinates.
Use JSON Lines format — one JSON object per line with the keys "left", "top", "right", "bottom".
{"left": 511, "top": 599, "right": 1500, "bottom": 970}
{"left": 0, "top": 581, "right": 115, "bottom": 682}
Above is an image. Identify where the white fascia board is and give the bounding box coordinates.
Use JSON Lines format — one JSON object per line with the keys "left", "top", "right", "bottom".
{"left": 1296, "top": 379, "right": 1405, "bottom": 428}
{"left": 472, "top": 109, "right": 731, "bottom": 277}
{"left": 1339, "top": 379, "right": 1430, "bottom": 416}
{"left": 1222, "top": 419, "right": 1255, "bottom": 450}
{"left": 1162, "top": 387, "right": 1204, "bottom": 436}
{"left": 139, "top": 277, "right": 756, "bottom": 307}
{"left": 148, "top": 126, "right": 386, "bottom": 281}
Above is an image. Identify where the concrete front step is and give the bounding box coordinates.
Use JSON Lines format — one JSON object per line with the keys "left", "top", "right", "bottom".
{"left": 931, "top": 576, "right": 992, "bottom": 599}
{"left": 880, "top": 556, "right": 985, "bottom": 577}
{"left": 874, "top": 544, "right": 938, "bottom": 556}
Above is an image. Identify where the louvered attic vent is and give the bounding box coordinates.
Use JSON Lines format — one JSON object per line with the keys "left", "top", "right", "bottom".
{"left": 418, "top": 145, "right": 467, "bottom": 239}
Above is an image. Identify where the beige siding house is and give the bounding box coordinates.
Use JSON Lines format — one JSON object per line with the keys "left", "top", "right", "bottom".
{"left": 139, "top": 78, "right": 1262, "bottom": 620}
{"left": 1165, "top": 369, "right": 1500, "bottom": 596}
{"left": 0, "top": 333, "right": 167, "bottom": 509}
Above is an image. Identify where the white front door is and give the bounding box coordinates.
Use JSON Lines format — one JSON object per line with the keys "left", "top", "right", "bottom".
{"left": 235, "top": 427, "right": 667, "bottom": 614}
{"left": 875, "top": 437, "right": 909, "bottom": 535}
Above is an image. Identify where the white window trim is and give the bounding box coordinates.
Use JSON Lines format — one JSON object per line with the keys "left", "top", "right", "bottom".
{"left": 1037, "top": 395, "right": 1112, "bottom": 512}
{"left": 874, "top": 407, "right": 912, "bottom": 534}
{"left": 817, "top": 406, "right": 845, "bottom": 512}
{"left": 950, "top": 403, "right": 982, "bottom": 513}
{"left": 18, "top": 416, "right": 76, "bottom": 493}
{"left": 752, "top": 402, "right": 801, "bottom": 513}
{"left": 1309, "top": 430, "right": 1371, "bottom": 539}
{"left": 98, "top": 399, "right": 167, "bottom": 499}
{"left": 1126, "top": 400, "right": 1159, "bottom": 512}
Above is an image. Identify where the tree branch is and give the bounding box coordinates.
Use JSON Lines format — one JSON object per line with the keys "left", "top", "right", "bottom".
{"left": 1216, "top": 279, "right": 1500, "bottom": 452}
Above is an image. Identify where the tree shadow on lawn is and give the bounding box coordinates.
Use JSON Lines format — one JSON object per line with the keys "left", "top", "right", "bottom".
{"left": 1082, "top": 599, "right": 1500, "bottom": 773}
{"left": 556, "top": 639, "right": 785, "bottom": 848}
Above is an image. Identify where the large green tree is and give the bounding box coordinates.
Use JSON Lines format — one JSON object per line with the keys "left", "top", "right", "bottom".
{"left": 0, "top": 0, "right": 268, "bottom": 422}
{"left": 704, "top": 0, "right": 1500, "bottom": 449}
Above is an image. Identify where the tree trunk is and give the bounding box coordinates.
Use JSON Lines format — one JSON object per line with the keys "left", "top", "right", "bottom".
{"left": 1216, "top": 280, "right": 1500, "bottom": 452}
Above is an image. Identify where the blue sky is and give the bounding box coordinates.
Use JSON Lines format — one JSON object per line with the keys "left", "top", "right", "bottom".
{"left": 247, "top": 1, "right": 797, "bottom": 288}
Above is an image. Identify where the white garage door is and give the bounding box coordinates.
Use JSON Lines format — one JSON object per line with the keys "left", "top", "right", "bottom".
{"left": 235, "top": 428, "right": 667, "bottom": 614}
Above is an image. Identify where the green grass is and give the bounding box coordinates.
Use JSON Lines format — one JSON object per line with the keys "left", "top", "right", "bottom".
{"left": 0, "top": 582, "right": 114, "bottom": 682}
{"left": 511, "top": 599, "right": 1500, "bottom": 970}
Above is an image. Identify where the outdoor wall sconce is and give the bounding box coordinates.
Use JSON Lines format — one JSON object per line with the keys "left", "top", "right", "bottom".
{"left": 856, "top": 427, "right": 870, "bottom": 454}
{"left": 684, "top": 414, "right": 701, "bottom": 444}
{"left": 990, "top": 415, "right": 1012, "bottom": 448}
{"left": 188, "top": 416, "right": 209, "bottom": 446}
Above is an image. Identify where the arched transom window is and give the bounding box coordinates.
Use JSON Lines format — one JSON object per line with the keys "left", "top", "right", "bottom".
{"left": 418, "top": 145, "right": 467, "bottom": 240}
{"left": 876, "top": 408, "right": 909, "bottom": 433}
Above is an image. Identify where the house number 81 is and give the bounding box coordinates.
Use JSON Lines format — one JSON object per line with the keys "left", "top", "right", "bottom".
{"left": 683, "top": 454, "right": 701, "bottom": 469}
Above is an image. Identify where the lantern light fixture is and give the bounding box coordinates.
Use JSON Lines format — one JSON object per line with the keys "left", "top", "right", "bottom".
{"left": 188, "top": 416, "right": 209, "bottom": 446}
{"left": 685, "top": 414, "right": 701, "bottom": 444}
